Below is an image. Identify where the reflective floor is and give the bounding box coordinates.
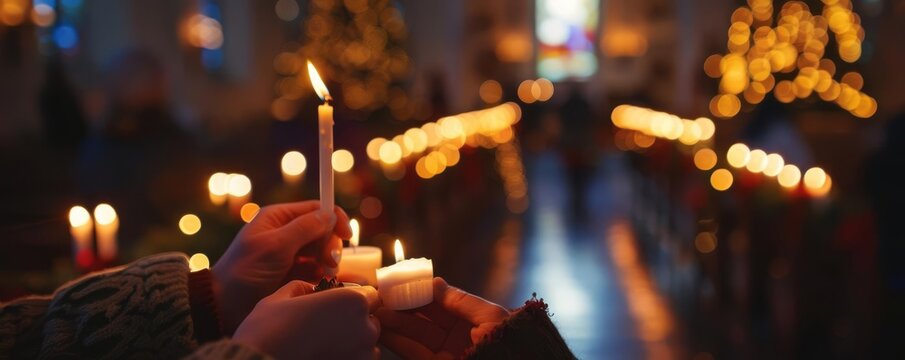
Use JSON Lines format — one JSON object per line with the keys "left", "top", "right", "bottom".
{"left": 506, "top": 151, "right": 674, "bottom": 359}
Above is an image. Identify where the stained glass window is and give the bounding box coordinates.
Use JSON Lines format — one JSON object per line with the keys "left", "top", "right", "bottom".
{"left": 536, "top": 0, "right": 599, "bottom": 81}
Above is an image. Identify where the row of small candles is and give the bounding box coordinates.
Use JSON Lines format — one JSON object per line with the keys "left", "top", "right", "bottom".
{"left": 68, "top": 204, "right": 119, "bottom": 268}
{"left": 338, "top": 219, "right": 434, "bottom": 310}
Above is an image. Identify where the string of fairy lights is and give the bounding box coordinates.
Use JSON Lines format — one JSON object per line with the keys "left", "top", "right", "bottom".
{"left": 704, "top": 0, "right": 876, "bottom": 119}
{"left": 610, "top": 104, "right": 832, "bottom": 197}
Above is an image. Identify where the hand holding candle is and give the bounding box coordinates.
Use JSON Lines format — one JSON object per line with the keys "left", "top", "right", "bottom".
{"left": 337, "top": 219, "right": 382, "bottom": 286}
{"left": 376, "top": 239, "right": 434, "bottom": 310}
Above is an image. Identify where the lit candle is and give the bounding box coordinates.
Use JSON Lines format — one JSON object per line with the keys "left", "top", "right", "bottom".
{"left": 69, "top": 205, "right": 93, "bottom": 268}
{"left": 307, "top": 61, "right": 335, "bottom": 223}
{"left": 376, "top": 239, "right": 434, "bottom": 310}
{"left": 226, "top": 173, "right": 252, "bottom": 216}
{"left": 208, "top": 172, "right": 229, "bottom": 206}
{"left": 337, "top": 219, "right": 382, "bottom": 286}
{"left": 94, "top": 203, "right": 119, "bottom": 262}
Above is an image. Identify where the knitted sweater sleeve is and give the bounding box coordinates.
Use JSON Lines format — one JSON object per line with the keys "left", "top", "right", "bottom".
{"left": 0, "top": 253, "right": 269, "bottom": 360}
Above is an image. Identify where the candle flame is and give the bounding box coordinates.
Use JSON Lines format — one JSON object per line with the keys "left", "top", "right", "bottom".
{"left": 69, "top": 206, "right": 90, "bottom": 227}
{"left": 394, "top": 239, "right": 404, "bottom": 263}
{"left": 93, "top": 204, "right": 117, "bottom": 225}
{"left": 307, "top": 60, "right": 331, "bottom": 101}
{"left": 350, "top": 218, "right": 360, "bottom": 247}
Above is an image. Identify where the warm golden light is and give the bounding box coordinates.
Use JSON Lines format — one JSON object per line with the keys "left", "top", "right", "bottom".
{"left": 189, "top": 253, "right": 210, "bottom": 272}
{"left": 710, "top": 169, "right": 734, "bottom": 191}
{"left": 179, "top": 214, "right": 202, "bottom": 235}
{"left": 695, "top": 117, "right": 716, "bottom": 140}
{"left": 517, "top": 80, "right": 537, "bottom": 104}
{"left": 479, "top": 80, "right": 503, "bottom": 104}
{"left": 777, "top": 164, "right": 802, "bottom": 188}
{"left": 307, "top": 60, "right": 331, "bottom": 101}
{"left": 806, "top": 173, "right": 832, "bottom": 197}
{"left": 378, "top": 141, "right": 403, "bottom": 164}
{"left": 693, "top": 149, "right": 718, "bottom": 171}
{"left": 394, "top": 239, "right": 404, "bottom": 263}
{"left": 208, "top": 172, "right": 229, "bottom": 196}
{"left": 93, "top": 204, "right": 117, "bottom": 225}
{"left": 745, "top": 149, "right": 768, "bottom": 173}
{"left": 240, "top": 203, "right": 260, "bottom": 223}
{"left": 803, "top": 167, "right": 827, "bottom": 190}
{"left": 226, "top": 174, "right": 252, "bottom": 197}
{"left": 535, "top": 78, "right": 555, "bottom": 101}
{"left": 332, "top": 149, "right": 355, "bottom": 172}
{"left": 762, "top": 153, "right": 784, "bottom": 177}
{"left": 69, "top": 206, "right": 91, "bottom": 227}
{"left": 281, "top": 151, "right": 307, "bottom": 176}
{"left": 349, "top": 219, "right": 360, "bottom": 247}
{"left": 726, "top": 143, "right": 751, "bottom": 168}
{"left": 366, "top": 138, "right": 387, "bottom": 161}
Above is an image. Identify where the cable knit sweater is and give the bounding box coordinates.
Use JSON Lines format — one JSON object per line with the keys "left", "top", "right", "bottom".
{"left": 0, "top": 253, "right": 574, "bottom": 359}
{"left": 0, "top": 253, "right": 265, "bottom": 359}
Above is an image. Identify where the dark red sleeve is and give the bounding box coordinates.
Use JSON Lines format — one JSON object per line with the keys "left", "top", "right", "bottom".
{"left": 188, "top": 269, "right": 224, "bottom": 343}
{"left": 466, "top": 295, "right": 576, "bottom": 360}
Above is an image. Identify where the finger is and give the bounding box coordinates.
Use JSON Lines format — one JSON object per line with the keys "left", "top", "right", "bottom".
{"left": 376, "top": 308, "right": 447, "bottom": 352}
{"left": 322, "top": 234, "right": 343, "bottom": 269}
{"left": 339, "top": 285, "right": 380, "bottom": 313}
{"left": 257, "top": 201, "right": 321, "bottom": 227}
{"left": 276, "top": 210, "right": 331, "bottom": 249}
{"left": 415, "top": 301, "right": 459, "bottom": 330}
{"left": 379, "top": 330, "right": 435, "bottom": 360}
{"left": 333, "top": 207, "right": 353, "bottom": 239}
{"left": 268, "top": 280, "right": 315, "bottom": 299}
{"left": 434, "top": 277, "right": 510, "bottom": 325}
{"left": 371, "top": 346, "right": 380, "bottom": 360}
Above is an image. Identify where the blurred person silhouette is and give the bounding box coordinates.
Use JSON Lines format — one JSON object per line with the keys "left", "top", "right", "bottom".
{"left": 558, "top": 83, "right": 595, "bottom": 224}
{"left": 77, "top": 50, "right": 200, "bottom": 243}
{"left": 39, "top": 55, "right": 87, "bottom": 150}
{"left": 0, "top": 201, "right": 576, "bottom": 359}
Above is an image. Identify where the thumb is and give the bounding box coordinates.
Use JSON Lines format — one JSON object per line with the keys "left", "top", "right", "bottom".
{"left": 269, "top": 280, "right": 315, "bottom": 300}
{"left": 333, "top": 285, "right": 380, "bottom": 313}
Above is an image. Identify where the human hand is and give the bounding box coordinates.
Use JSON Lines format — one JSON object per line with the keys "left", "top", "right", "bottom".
{"left": 212, "top": 201, "right": 353, "bottom": 334}
{"left": 376, "top": 277, "right": 511, "bottom": 359}
{"left": 233, "top": 281, "right": 381, "bottom": 360}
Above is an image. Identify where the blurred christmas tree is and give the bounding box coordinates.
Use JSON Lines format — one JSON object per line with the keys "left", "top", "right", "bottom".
{"left": 272, "top": 0, "right": 412, "bottom": 121}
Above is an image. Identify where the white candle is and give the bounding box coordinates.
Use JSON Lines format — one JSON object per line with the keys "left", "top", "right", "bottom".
{"left": 68, "top": 205, "right": 93, "bottom": 268}
{"left": 376, "top": 239, "right": 434, "bottom": 310}
{"left": 338, "top": 219, "right": 382, "bottom": 286}
{"left": 308, "top": 61, "right": 336, "bottom": 222}
{"left": 94, "top": 203, "right": 118, "bottom": 262}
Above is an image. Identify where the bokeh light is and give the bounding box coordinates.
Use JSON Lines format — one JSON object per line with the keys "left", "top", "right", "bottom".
{"left": 726, "top": 143, "right": 751, "bottom": 168}
{"left": 332, "top": 149, "right": 355, "bottom": 172}
{"left": 69, "top": 206, "right": 91, "bottom": 227}
{"left": 226, "top": 174, "right": 252, "bottom": 197}
{"left": 710, "top": 169, "right": 734, "bottom": 191}
{"left": 240, "top": 203, "right": 260, "bottom": 223}
{"left": 777, "top": 164, "right": 802, "bottom": 188}
{"left": 281, "top": 151, "right": 307, "bottom": 176}
{"left": 694, "top": 149, "right": 718, "bottom": 171}
{"left": 189, "top": 253, "right": 210, "bottom": 272}
{"left": 479, "top": 80, "right": 503, "bottom": 104}
{"left": 179, "top": 214, "right": 202, "bottom": 235}
{"left": 93, "top": 204, "right": 117, "bottom": 225}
